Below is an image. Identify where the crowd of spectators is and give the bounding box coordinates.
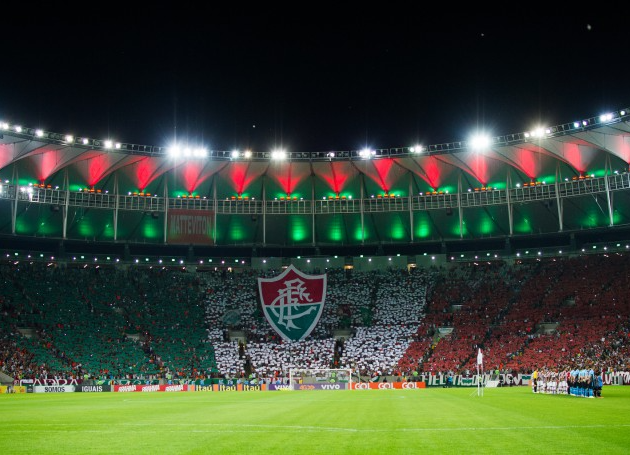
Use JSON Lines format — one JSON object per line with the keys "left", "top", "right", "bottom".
{"left": 2, "top": 253, "right": 630, "bottom": 382}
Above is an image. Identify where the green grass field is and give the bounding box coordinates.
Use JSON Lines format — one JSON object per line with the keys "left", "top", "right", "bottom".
{"left": 1, "top": 386, "right": 629, "bottom": 454}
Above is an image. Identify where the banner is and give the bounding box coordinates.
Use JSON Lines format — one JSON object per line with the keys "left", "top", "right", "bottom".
{"left": 258, "top": 265, "right": 327, "bottom": 341}
{"left": 114, "top": 384, "right": 190, "bottom": 392}
{"left": 75, "top": 385, "right": 111, "bottom": 392}
{"left": 267, "top": 384, "right": 293, "bottom": 391}
{"left": 350, "top": 382, "right": 426, "bottom": 390}
{"left": 22, "top": 378, "right": 80, "bottom": 386}
{"left": 294, "top": 383, "right": 347, "bottom": 390}
{"left": 167, "top": 209, "right": 213, "bottom": 245}
{"left": 34, "top": 385, "right": 76, "bottom": 393}
{"left": 1, "top": 386, "right": 26, "bottom": 393}
{"left": 211, "top": 384, "right": 267, "bottom": 392}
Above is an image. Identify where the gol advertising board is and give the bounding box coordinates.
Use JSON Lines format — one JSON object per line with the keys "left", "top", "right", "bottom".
{"left": 350, "top": 382, "right": 426, "bottom": 390}
{"left": 167, "top": 209, "right": 213, "bottom": 245}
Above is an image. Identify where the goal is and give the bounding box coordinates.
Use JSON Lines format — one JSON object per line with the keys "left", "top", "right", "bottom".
{"left": 288, "top": 368, "right": 353, "bottom": 390}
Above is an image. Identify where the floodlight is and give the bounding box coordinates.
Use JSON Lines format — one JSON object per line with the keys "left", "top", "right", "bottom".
{"left": 271, "top": 149, "right": 286, "bottom": 160}
{"left": 0, "top": 122, "right": 8, "bottom": 129}
{"left": 82, "top": 138, "right": 89, "bottom": 145}
{"left": 65, "top": 134, "right": 74, "bottom": 143}
{"left": 600, "top": 113, "right": 613, "bottom": 122}
{"left": 244, "top": 150, "right": 252, "bottom": 159}
{"left": 532, "top": 127, "right": 545, "bottom": 138}
{"left": 115, "top": 143, "right": 121, "bottom": 149}
{"left": 35, "top": 129, "right": 44, "bottom": 137}
{"left": 410, "top": 145, "right": 423, "bottom": 153}
{"left": 469, "top": 134, "right": 491, "bottom": 150}
{"left": 359, "top": 148, "right": 373, "bottom": 158}
{"left": 573, "top": 122, "right": 580, "bottom": 128}
{"left": 231, "top": 150, "right": 240, "bottom": 159}
{"left": 104, "top": 140, "right": 113, "bottom": 149}
{"left": 15, "top": 125, "right": 22, "bottom": 132}
{"left": 168, "top": 144, "right": 181, "bottom": 157}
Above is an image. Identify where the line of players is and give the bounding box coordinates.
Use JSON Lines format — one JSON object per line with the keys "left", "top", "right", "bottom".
{"left": 532, "top": 368, "right": 603, "bottom": 398}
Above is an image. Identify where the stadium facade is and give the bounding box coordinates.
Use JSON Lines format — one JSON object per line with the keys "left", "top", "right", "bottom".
{"left": 1, "top": 108, "right": 630, "bottom": 263}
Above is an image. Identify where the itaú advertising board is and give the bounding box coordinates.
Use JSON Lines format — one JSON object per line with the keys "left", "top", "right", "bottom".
{"left": 167, "top": 209, "right": 213, "bottom": 245}
{"left": 350, "top": 382, "right": 426, "bottom": 390}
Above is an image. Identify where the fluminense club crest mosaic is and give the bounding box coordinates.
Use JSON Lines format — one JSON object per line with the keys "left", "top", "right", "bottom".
{"left": 257, "top": 265, "right": 327, "bottom": 342}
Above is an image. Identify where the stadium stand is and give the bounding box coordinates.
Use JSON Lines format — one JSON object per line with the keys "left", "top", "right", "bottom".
{"left": 2, "top": 254, "right": 630, "bottom": 383}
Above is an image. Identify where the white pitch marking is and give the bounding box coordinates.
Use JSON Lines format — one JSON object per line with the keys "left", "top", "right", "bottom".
{"left": 3, "top": 423, "right": 630, "bottom": 433}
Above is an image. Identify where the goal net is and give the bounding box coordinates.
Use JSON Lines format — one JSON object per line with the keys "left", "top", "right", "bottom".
{"left": 288, "top": 368, "right": 353, "bottom": 390}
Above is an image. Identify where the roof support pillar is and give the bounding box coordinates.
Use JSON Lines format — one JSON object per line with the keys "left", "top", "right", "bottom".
{"left": 62, "top": 169, "right": 69, "bottom": 239}
{"left": 11, "top": 166, "right": 18, "bottom": 235}
{"left": 262, "top": 176, "right": 266, "bottom": 247}
{"left": 212, "top": 175, "right": 218, "bottom": 245}
{"left": 113, "top": 174, "right": 119, "bottom": 241}
{"left": 506, "top": 170, "right": 513, "bottom": 236}
{"left": 555, "top": 163, "right": 563, "bottom": 232}
{"left": 163, "top": 180, "right": 168, "bottom": 244}
{"left": 457, "top": 172, "right": 463, "bottom": 239}
{"left": 311, "top": 173, "right": 316, "bottom": 246}
{"left": 360, "top": 175, "right": 365, "bottom": 244}
{"left": 605, "top": 156, "right": 614, "bottom": 226}
{"left": 409, "top": 171, "right": 414, "bottom": 242}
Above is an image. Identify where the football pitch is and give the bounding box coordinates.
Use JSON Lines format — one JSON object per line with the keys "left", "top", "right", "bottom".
{"left": 1, "top": 386, "right": 629, "bottom": 454}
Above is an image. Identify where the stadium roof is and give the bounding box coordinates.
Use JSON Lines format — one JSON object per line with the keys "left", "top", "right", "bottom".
{"left": 1, "top": 107, "right": 630, "bottom": 257}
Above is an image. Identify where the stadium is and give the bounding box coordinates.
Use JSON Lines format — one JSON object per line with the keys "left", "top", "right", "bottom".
{"left": 1, "top": 108, "right": 630, "bottom": 454}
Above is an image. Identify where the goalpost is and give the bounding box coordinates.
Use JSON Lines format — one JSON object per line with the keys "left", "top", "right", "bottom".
{"left": 288, "top": 368, "right": 353, "bottom": 390}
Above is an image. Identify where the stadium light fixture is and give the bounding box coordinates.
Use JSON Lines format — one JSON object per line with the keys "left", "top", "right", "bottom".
{"left": 621, "top": 110, "right": 626, "bottom": 116}
{"left": 168, "top": 144, "right": 181, "bottom": 158}
{"left": 600, "top": 113, "right": 614, "bottom": 122}
{"left": 65, "top": 135, "right": 74, "bottom": 143}
{"left": 35, "top": 129, "right": 44, "bottom": 137}
{"left": 115, "top": 143, "right": 122, "bottom": 149}
{"left": 573, "top": 122, "right": 580, "bottom": 128}
{"left": 244, "top": 150, "right": 252, "bottom": 159}
{"left": 468, "top": 133, "right": 491, "bottom": 151}
{"left": 15, "top": 125, "right": 22, "bottom": 133}
{"left": 0, "top": 122, "right": 8, "bottom": 129}
{"left": 271, "top": 149, "right": 287, "bottom": 160}
{"left": 231, "top": 150, "right": 240, "bottom": 159}
{"left": 82, "top": 138, "right": 89, "bottom": 145}
{"left": 410, "top": 145, "right": 423, "bottom": 153}
{"left": 104, "top": 140, "right": 113, "bottom": 149}
{"left": 359, "top": 148, "right": 374, "bottom": 159}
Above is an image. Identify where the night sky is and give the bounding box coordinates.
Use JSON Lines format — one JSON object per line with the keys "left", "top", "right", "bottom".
{"left": 1, "top": 12, "right": 628, "bottom": 154}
